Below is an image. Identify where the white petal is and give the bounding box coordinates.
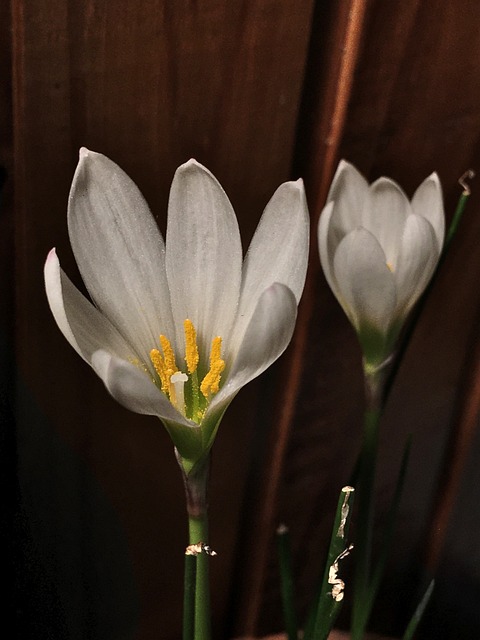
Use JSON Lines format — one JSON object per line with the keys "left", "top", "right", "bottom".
{"left": 91, "top": 350, "right": 190, "bottom": 424}
{"left": 362, "top": 177, "right": 410, "bottom": 266}
{"left": 333, "top": 228, "right": 397, "bottom": 332}
{"left": 411, "top": 172, "right": 445, "bottom": 251}
{"left": 44, "top": 248, "right": 133, "bottom": 363}
{"left": 318, "top": 201, "right": 337, "bottom": 293}
{"left": 326, "top": 160, "right": 369, "bottom": 248}
{"left": 232, "top": 179, "right": 309, "bottom": 351}
{"left": 208, "top": 283, "right": 297, "bottom": 417}
{"left": 91, "top": 350, "right": 203, "bottom": 461}
{"left": 67, "top": 149, "right": 175, "bottom": 364}
{"left": 166, "top": 160, "right": 242, "bottom": 365}
{"left": 394, "top": 214, "right": 439, "bottom": 316}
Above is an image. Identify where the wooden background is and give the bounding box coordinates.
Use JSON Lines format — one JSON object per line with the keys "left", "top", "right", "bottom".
{"left": 3, "top": 1, "right": 480, "bottom": 638}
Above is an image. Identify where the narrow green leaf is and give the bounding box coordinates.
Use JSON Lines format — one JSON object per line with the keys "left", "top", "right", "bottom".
{"left": 444, "top": 170, "right": 474, "bottom": 250}
{"left": 304, "top": 486, "right": 355, "bottom": 640}
{"left": 402, "top": 579, "right": 435, "bottom": 640}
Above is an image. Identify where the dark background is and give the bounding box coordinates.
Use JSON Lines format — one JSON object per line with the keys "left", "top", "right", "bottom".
{"left": 2, "top": 1, "right": 480, "bottom": 638}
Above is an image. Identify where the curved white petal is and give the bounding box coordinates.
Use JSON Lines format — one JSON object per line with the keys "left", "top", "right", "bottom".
{"left": 333, "top": 228, "right": 397, "bottom": 332}
{"left": 208, "top": 283, "right": 297, "bottom": 418}
{"left": 67, "top": 149, "right": 175, "bottom": 364}
{"left": 362, "top": 177, "right": 410, "bottom": 267}
{"left": 411, "top": 172, "right": 445, "bottom": 251}
{"left": 166, "top": 159, "right": 242, "bottom": 365}
{"left": 326, "top": 160, "right": 369, "bottom": 207}
{"left": 317, "top": 200, "right": 336, "bottom": 293}
{"left": 326, "top": 161, "right": 369, "bottom": 250}
{"left": 394, "top": 214, "right": 439, "bottom": 316}
{"left": 91, "top": 350, "right": 204, "bottom": 461}
{"left": 91, "top": 350, "right": 191, "bottom": 425}
{"left": 232, "top": 179, "right": 309, "bottom": 351}
{"left": 44, "top": 248, "right": 133, "bottom": 363}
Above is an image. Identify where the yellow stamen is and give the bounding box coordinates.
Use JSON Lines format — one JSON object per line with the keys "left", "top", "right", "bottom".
{"left": 184, "top": 319, "right": 199, "bottom": 374}
{"left": 386, "top": 261, "right": 394, "bottom": 273}
{"left": 200, "top": 337, "right": 225, "bottom": 397}
{"left": 150, "top": 349, "right": 170, "bottom": 393}
{"left": 160, "top": 334, "right": 178, "bottom": 373}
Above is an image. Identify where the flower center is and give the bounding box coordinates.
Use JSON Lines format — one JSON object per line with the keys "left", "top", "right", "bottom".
{"left": 386, "top": 261, "right": 394, "bottom": 273}
{"left": 149, "top": 319, "right": 225, "bottom": 423}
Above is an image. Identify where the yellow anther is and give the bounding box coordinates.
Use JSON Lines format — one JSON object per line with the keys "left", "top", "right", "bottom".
{"left": 184, "top": 319, "right": 199, "bottom": 374}
{"left": 159, "top": 335, "right": 178, "bottom": 374}
{"left": 386, "top": 261, "right": 394, "bottom": 273}
{"left": 200, "top": 337, "right": 225, "bottom": 397}
{"left": 150, "top": 349, "right": 170, "bottom": 394}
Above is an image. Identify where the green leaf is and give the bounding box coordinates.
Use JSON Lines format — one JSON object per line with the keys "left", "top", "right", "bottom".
{"left": 402, "top": 579, "right": 435, "bottom": 640}
{"left": 304, "top": 486, "right": 355, "bottom": 640}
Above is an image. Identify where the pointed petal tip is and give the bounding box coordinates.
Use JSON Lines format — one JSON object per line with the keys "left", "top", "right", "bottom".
{"left": 77, "top": 148, "right": 106, "bottom": 169}
{"left": 78, "top": 147, "right": 101, "bottom": 163}
{"left": 337, "top": 158, "right": 353, "bottom": 171}
{"left": 177, "top": 158, "right": 207, "bottom": 173}
{"left": 46, "top": 247, "right": 57, "bottom": 261}
{"left": 425, "top": 171, "right": 441, "bottom": 185}
{"left": 292, "top": 177, "right": 306, "bottom": 192}
{"left": 331, "top": 158, "right": 368, "bottom": 189}
{"left": 280, "top": 177, "right": 306, "bottom": 195}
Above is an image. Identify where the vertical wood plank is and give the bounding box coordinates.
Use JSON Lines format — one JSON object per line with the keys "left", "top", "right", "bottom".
{"left": 230, "top": 1, "right": 369, "bottom": 635}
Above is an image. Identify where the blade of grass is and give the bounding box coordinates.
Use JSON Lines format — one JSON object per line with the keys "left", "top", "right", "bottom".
{"left": 402, "top": 579, "right": 435, "bottom": 640}
{"left": 304, "top": 486, "right": 355, "bottom": 640}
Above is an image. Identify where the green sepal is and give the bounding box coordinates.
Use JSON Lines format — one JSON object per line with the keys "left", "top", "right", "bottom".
{"left": 356, "top": 321, "right": 395, "bottom": 370}
{"left": 162, "top": 419, "right": 204, "bottom": 472}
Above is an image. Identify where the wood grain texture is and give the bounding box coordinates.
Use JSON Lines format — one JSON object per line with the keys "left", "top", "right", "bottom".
{"left": 9, "top": 0, "right": 480, "bottom": 638}
{"left": 11, "top": 2, "right": 314, "bottom": 639}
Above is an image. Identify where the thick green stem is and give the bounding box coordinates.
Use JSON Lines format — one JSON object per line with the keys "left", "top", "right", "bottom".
{"left": 177, "top": 451, "right": 212, "bottom": 640}
{"left": 183, "top": 553, "right": 196, "bottom": 640}
{"left": 351, "top": 369, "right": 384, "bottom": 640}
{"left": 276, "top": 525, "right": 298, "bottom": 640}
{"left": 188, "top": 514, "right": 212, "bottom": 640}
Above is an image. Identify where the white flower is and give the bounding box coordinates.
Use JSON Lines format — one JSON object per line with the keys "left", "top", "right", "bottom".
{"left": 318, "top": 160, "right": 444, "bottom": 366}
{"left": 45, "top": 149, "right": 309, "bottom": 470}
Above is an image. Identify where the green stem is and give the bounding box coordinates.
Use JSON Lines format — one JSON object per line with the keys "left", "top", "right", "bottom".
{"left": 183, "top": 552, "right": 196, "bottom": 640}
{"left": 188, "top": 514, "right": 212, "bottom": 640}
{"left": 276, "top": 525, "right": 298, "bottom": 640}
{"left": 177, "top": 451, "right": 212, "bottom": 640}
{"left": 351, "top": 370, "right": 383, "bottom": 640}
